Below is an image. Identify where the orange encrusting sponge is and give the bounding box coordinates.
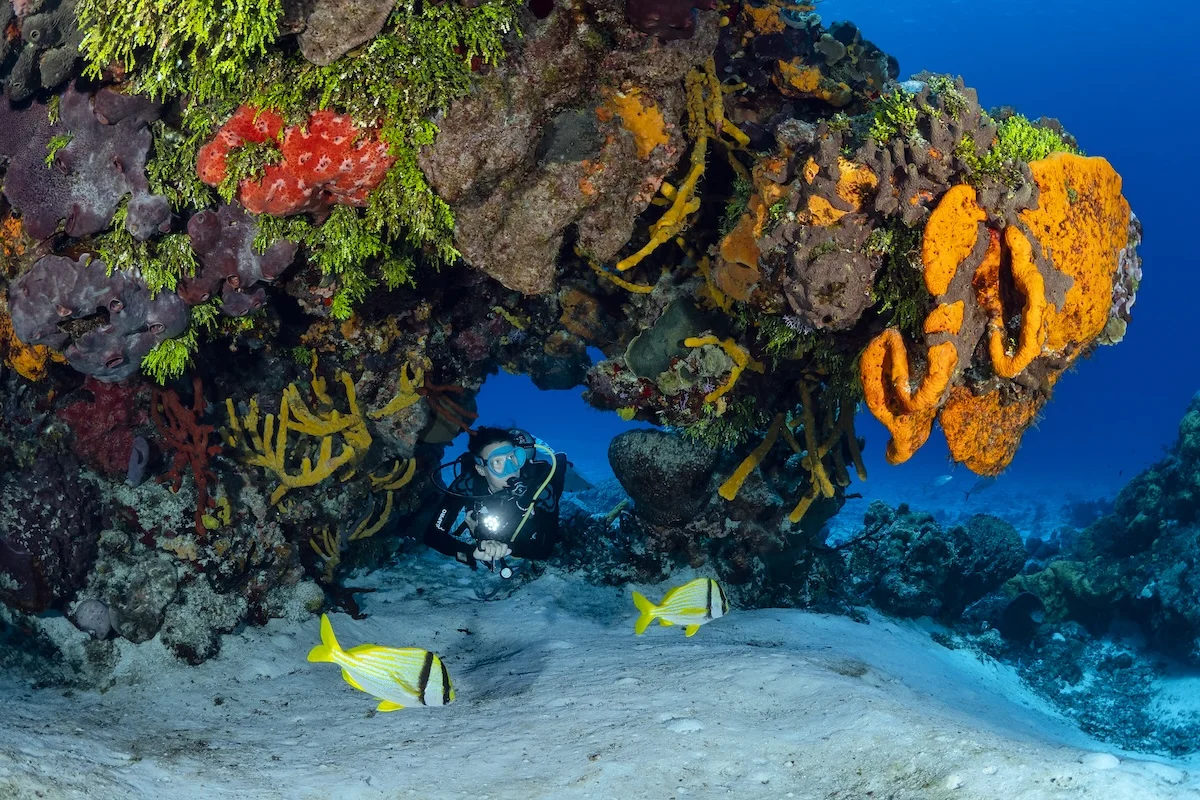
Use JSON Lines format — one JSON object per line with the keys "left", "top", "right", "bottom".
{"left": 860, "top": 329, "right": 957, "bottom": 465}
{"left": 1019, "top": 153, "right": 1131, "bottom": 355}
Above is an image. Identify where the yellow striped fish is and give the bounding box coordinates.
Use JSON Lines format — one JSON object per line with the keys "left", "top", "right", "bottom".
{"left": 307, "top": 614, "right": 455, "bottom": 712}
{"left": 632, "top": 577, "right": 730, "bottom": 637}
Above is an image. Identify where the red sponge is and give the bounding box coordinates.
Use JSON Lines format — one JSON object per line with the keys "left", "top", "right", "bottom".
{"left": 197, "top": 106, "right": 393, "bottom": 216}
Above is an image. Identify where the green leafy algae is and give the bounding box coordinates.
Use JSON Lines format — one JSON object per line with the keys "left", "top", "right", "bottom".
{"left": 77, "top": 0, "right": 522, "bottom": 319}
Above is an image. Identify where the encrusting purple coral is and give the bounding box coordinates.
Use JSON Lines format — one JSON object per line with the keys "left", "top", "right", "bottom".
{"left": 0, "top": 83, "right": 171, "bottom": 241}
{"left": 178, "top": 203, "right": 298, "bottom": 317}
{"left": 0, "top": 452, "right": 103, "bottom": 614}
{"left": 8, "top": 254, "right": 189, "bottom": 382}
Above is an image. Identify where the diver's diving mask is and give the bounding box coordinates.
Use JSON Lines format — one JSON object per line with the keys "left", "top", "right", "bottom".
{"left": 477, "top": 443, "right": 528, "bottom": 478}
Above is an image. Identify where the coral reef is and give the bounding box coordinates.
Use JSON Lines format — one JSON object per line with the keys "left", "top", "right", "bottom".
{"left": 8, "top": 254, "right": 189, "bottom": 382}
{"left": 0, "top": 453, "right": 104, "bottom": 613}
{"left": 0, "top": 85, "right": 171, "bottom": 241}
{"left": 418, "top": 0, "right": 717, "bottom": 294}
{"left": 0, "top": 0, "right": 1146, "bottom": 684}
{"left": 859, "top": 152, "right": 1134, "bottom": 474}
{"left": 1007, "top": 394, "right": 1200, "bottom": 664}
{"left": 937, "top": 623, "right": 1200, "bottom": 757}
{"left": 844, "top": 501, "right": 1025, "bottom": 618}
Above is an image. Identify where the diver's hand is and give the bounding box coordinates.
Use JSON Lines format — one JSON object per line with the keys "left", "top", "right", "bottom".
{"left": 463, "top": 510, "right": 478, "bottom": 533}
{"left": 473, "top": 540, "right": 512, "bottom": 562}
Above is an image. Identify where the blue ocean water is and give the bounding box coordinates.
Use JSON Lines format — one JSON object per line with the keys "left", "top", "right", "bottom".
{"left": 468, "top": 0, "right": 1200, "bottom": 528}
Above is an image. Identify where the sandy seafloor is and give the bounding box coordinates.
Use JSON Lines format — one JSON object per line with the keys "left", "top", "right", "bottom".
{"left": 2, "top": 546, "right": 1197, "bottom": 800}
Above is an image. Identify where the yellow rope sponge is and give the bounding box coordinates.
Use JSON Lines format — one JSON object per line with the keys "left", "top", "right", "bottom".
{"left": 684, "top": 335, "right": 765, "bottom": 403}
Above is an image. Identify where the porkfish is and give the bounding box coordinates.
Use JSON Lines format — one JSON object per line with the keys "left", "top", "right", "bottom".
{"left": 307, "top": 614, "right": 455, "bottom": 712}
{"left": 632, "top": 577, "right": 730, "bottom": 637}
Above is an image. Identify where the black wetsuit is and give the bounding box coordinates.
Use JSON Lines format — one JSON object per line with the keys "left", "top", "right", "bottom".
{"left": 424, "top": 453, "right": 566, "bottom": 567}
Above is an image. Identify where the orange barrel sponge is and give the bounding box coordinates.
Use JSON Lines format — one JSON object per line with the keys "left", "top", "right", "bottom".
{"left": 860, "top": 328, "right": 957, "bottom": 464}
{"left": 1020, "top": 153, "right": 1131, "bottom": 356}
{"left": 922, "top": 184, "right": 986, "bottom": 297}
{"left": 939, "top": 386, "right": 1042, "bottom": 476}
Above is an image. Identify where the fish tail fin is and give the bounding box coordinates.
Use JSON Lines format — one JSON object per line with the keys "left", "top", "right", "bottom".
{"left": 307, "top": 613, "right": 341, "bottom": 663}
{"left": 632, "top": 591, "right": 656, "bottom": 635}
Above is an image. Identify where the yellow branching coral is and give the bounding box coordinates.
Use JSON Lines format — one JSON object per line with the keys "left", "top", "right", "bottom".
{"left": 349, "top": 491, "right": 396, "bottom": 542}
{"left": 370, "top": 457, "right": 417, "bottom": 491}
{"left": 306, "top": 457, "right": 418, "bottom": 582}
{"left": 796, "top": 381, "right": 835, "bottom": 500}
{"left": 718, "top": 413, "right": 785, "bottom": 501}
{"left": 370, "top": 361, "right": 425, "bottom": 420}
{"left": 696, "top": 254, "right": 734, "bottom": 312}
{"left": 310, "top": 528, "right": 342, "bottom": 583}
{"left": 353, "top": 458, "right": 417, "bottom": 541}
{"left": 226, "top": 370, "right": 370, "bottom": 505}
{"left": 683, "top": 335, "right": 765, "bottom": 403}
{"left": 581, "top": 247, "right": 655, "bottom": 293}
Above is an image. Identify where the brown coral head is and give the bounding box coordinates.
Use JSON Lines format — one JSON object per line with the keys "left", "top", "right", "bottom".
{"left": 626, "top": 0, "right": 716, "bottom": 40}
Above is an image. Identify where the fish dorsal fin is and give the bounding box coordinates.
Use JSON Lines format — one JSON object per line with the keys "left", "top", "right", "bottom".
{"left": 341, "top": 669, "right": 365, "bottom": 692}
{"left": 347, "top": 643, "right": 384, "bottom": 657}
{"left": 376, "top": 700, "right": 406, "bottom": 712}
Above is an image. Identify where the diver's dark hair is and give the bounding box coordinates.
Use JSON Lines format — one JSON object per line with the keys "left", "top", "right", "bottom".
{"left": 467, "top": 426, "right": 516, "bottom": 459}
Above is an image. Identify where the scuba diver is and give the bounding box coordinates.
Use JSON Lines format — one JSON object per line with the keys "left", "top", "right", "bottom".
{"left": 425, "top": 426, "right": 567, "bottom": 585}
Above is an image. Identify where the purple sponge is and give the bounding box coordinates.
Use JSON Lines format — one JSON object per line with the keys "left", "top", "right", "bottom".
{"left": 178, "top": 203, "right": 298, "bottom": 317}
{"left": 8, "top": 254, "right": 189, "bottom": 382}
{"left": 0, "top": 84, "right": 171, "bottom": 241}
{"left": 625, "top": 0, "right": 717, "bottom": 40}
